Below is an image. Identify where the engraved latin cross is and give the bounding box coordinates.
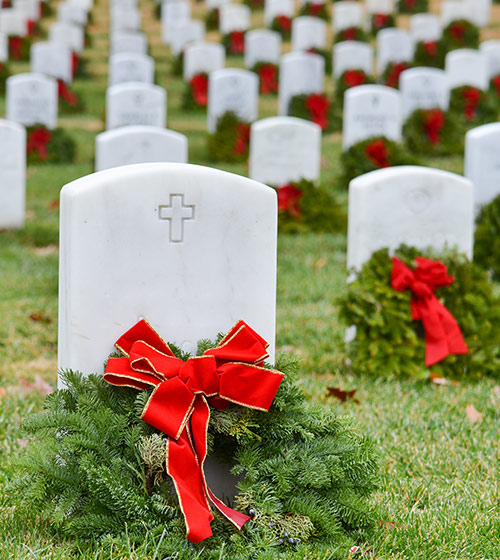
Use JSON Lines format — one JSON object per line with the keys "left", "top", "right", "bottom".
{"left": 158, "top": 194, "right": 195, "bottom": 242}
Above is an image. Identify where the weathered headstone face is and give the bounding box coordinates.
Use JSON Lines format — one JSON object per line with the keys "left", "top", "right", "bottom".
{"left": 0, "top": 31, "right": 8, "bottom": 62}
{"left": 278, "top": 51, "right": 325, "bottom": 116}
{"left": 31, "top": 41, "right": 73, "bottom": 84}
{"left": 49, "top": 21, "right": 85, "bottom": 54}
{"left": 207, "top": 68, "right": 259, "bottom": 132}
{"left": 249, "top": 116, "right": 321, "bottom": 185}
{"left": 445, "top": 49, "right": 488, "bottom": 91}
{"left": 183, "top": 41, "right": 225, "bottom": 81}
{"left": 206, "top": 0, "right": 230, "bottom": 10}
{"left": 291, "top": 16, "right": 327, "bottom": 52}
{"left": 244, "top": 29, "right": 281, "bottom": 68}
{"left": 0, "top": 119, "right": 26, "bottom": 229}
{"left": 57, "top": 2, "right": 88, "bottom": 26}
{"left": 333, "top": 2, "right": 364, "bottom": 32}
{"left": 161, "top": 1, "right": 191, "bottom": 45}
{"left": 365, "top": 0, "right": 394, "bottom": 13}
{"left": 108, "top": 53, "right": 155, "bottom": 87}
{"left": 170, "top": 20, "right": 205, "bottom": 57}
{"left": 0, "top": 9, "right": 27, "bottom": 37}
{"left": 333, "top": 40, "right": 373, "bottom": 78}
{"left": 400, "top": 68, "right": 449, "bottom": 119}
{"left": 110, "top": 8, "right": 142, "bottom": 32}
{"left": 15, "top": 0, "right": 40, "bottom": 21}
{"left": 106, "top": 83, "right": 167, "bottom": 129}
{"left": 264, "top": 0, "right": 294, "bottom": 26}
{"left": 440, "top": 1, "right": 472, "bottom": 26}
{"left": 410, "top": 14, "right": 442, "bottom": 43}
{"left": 464, "top": 0, "right": 491, "bottom": 27}
{"left": 479, "top": 40, "right": 500, "bottom": 79}
{"left": 376, "top": 28, "right": 414, "bottom": 75}
{"left": 465, "top": 123, "right": 500, "bottom": 210}
{"left": 347, "top": 166, "right": 474, "bottom": 270}
{"left": 95, "top": 126, "right": 188, "bottom": 171}
{"left": 110, "top": 31, "right": 148, "bottom": 56}
{"left": 58, "top": 163, "right": 277, "bottom": 377}
{"left": 219, "top": 3, "right": 250, "bottom": 34}
{"left": 342, "top": 85, "right": 402, "bottom": 149}
{"left": 6, "top": 73, "right": 58, "bottom": 130}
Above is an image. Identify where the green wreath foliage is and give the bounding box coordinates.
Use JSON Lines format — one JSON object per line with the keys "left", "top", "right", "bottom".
{"left": 154, "top": 1, "right": 161, "bottom": 19}
{"left": 207, "top": 111, "right": 250, "bottom": 163}
{"left": 474, "top": 193, "right": 500, "bottom": 281}
{"left": 276, "top": 179, "right": 347, "bottom": 234}
{"left": 243, "top": 0, "right": 264, "bottom": 9}
{"left": 58, "top": 85, "right": 86, "bottom": 115}
{"left": 449, "top": 86, "right": 498, "bottom": 127}
{"left": 381, "top": 61, "right": 411, "bottom": 89}
{"left": 0, "top": 61, "right": 10, "bottom": 94}
{"left": 270, "top": 15, "right": 292, "bottom": 39}
{"left": 442, "top": 19, "right": 479, "bottom": 51}
{"left": 489, "top": 75, "right": 500, "bottom": 107}
{"left": 339, "top": 137, "right": 420, "bottom": 189}
{"left": 10, "top": 348, "right": 379, "bottom": 559}
{"left": 402, "top": 108, "right": 464, "bottom": 156}
{"left": 397, "top": 0, "right": 428, "bottom": 13}
{"left": 413, "top": 39, "right": 446, "bottom": 69}
{"left": 181, "top": 73, "right": 208, "bottom": 110}
{"left": 205, "top": 8, "right": 219, "bottom": 30}
{"left": 334, "top": 27, "right": 368, "bottom": 43}
{"left": 26, "top": 125, "right": 76, "bottom": 165}
{"left": 8, "top": 35, "right": 31, "bottom": 60}
{"left": 306, "top": 47, "right": 332, "bottom": 74}
{"left": 298, "top": 2, "right": 329, "bottom": 20}
{"left": 172, "top": 53, "right": 183, "bottom": 76}
{"left": 338, "top": 246, "right": 500, "bottom": 379}
{"left": 370, "top": 13, "right": 395, "bottom": 35}
{"left": 287, "top": 93, "right": 335, "bottom": 132}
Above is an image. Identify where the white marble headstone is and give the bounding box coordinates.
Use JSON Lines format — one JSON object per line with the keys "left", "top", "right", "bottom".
{"left": 410, "top": 14, "right": 442, "bottom": 43}
{"left": 244, "top": 29, "right": 282, "bottom": 68}
{"left": 183, "top": 41, "right": 225, "bottom": 81}
{"left": 161, "top": 1, "right": 190, "bottom": 45}
{"left": 365, "top": 0, "right": 394, "bottom": 13}
{"left": 376, "top": 28, "right": 414, "bottom": 75}
{"left": 206, "top": 0, "right": 230, "bottom": 9}
{"left": 464, "top": 0, "right": 491, "bottom": 27}
{"left": 249, "top": 116, "right": 321, "bottom": 185}
{"left": 264, "top": 0, "right": 294, "bottom": 26}
{"left": 170, "top": 20, "right": 205, "bottom": 57}
{"left": 219, "top": 3, "right": 250, "bottom": 34}
{"left": 106, "top": 83, "right": 167, "bottom": 130}
{"left": 333, "top": 41, "right": 373, "bottom": 78}
{"left": 95, "top": 126, "right": 188, "bottom": 171}
{"left": 440, "top": 1, "right": 472, "bottom": 26}
{"left": 445, "top": 49, "right": 488, "bottom": 91}
{"left": 347, "top": 166, "right": 474, "bottom": 270}
{"left": 15, "top": 0, "right": 40, "bottom": 21}
{"left": 278, "top": 51, "right": 325, "bottom": 116}
{"left": 58, "top": 163, "right": 277, "bottom": 377}
{"left": 479, "top": 40, "right": 500, "bottom": 79}
{"left": 333, "top": 2, "right": 364, "bottom": 32}
{"left": 465, "top": 123, "right": 500, "bottom": 210}
{"left": 110, "top": 8, "right": 141, "bottom": 31}
{"left": 0, "top": 9, "right": 27, "bottom": 37}
{"left": 6, "top": 73, "right": 58, "bottom": 130}
{"left": 207, "top": 68, "right": 259, "bottom": 133}
{"left": 0, "top": 119, "right": 26, "bottom": 229}
{"left": 31, "top": 41, "right": 73, "bottom": 84}
{"left": 57, "top": 2, "right": 88, "bottom": 26}
{"left": 0, "top": 31, "right": 8, "bottom": 63}
{"left": 49, "top": 21, "right": 85, "bottom": 54}
{"left": 291, "top": 16, "right": 327, "bottom": 52}
{"left": 110, "top": 31, "right": 148, "bottom": 56}
{"left": 400, "top": 68, "right": 449, "bottom": 120}
{"left": 108, "top": 53, "right": 155, "bottom": 87}
{"left": 342, "top": 85, "right": 402, "bottom": 149}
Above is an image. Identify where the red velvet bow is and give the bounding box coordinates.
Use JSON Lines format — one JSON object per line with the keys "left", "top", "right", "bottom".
{"left": 462, "top": 87, "right": 481, "bottom": 121}
{"left": 365, "top": 139, "right": 390, "bottom": 168}
{"left": 405, "top": 0, "right": 417, "bottom": 7}
{"left": 26, "top": 19, "right": 36, "bottom": 37}
{"left": 257, "top": 63, "right": 278, "bottom": 95}
{"left": 1, "top": 0, "right": 12, "bottom": 8}
{"left": 391, "top": 257, "right": 468, "bottom": 367}
{"left": 58, "top": 80, "right": 79, "bottom": 106}
{"left": 372, "top": 13, "right": 389, "bottom": 30}
{"left": 449, "top": 22, "right": 466, "bottom": 43}
{"left": 233, "top": 122, "right": 250, "bottom": 156}
{"left": 277, "top": 184, "right": 303, "bottom": 217}
{"left": 71, "top": 52, "right": 79, "bottom": 79}
{"left": 344, "top": 70, "right": 367, "bottom": 88}
{"left": 190, "top": 73, "right": 208, "bottom": 106}
{"left": 423, "top": 41, "right": 438, "bottom": 58}
{"left": 27, "top": 127, "right": 52, "bottom": 159}
{"left": 307, "top": 2, "right": 323, "bottom": 17}
{"left": 229, "top": 31, "right": 245, "bottom": 55}
{"left": 385, "top": 62, "right": 408, "bottom": 88}
{"left": 305, "top": 93, "right": 330, "bottom": 130}
{"left": 104, "top": 320, "right": 283, "bottom": 543}
{"left": 9, "top": 37, "right": 24, "bottom": 60}
{"left": 492, "top": 75, "right": 500, "bottom": 99}
{"left": 423, "top": 109, "right": 445, "bottom": 145}
{"left": 276, "top": 15, "right": 291, "bottom": 32}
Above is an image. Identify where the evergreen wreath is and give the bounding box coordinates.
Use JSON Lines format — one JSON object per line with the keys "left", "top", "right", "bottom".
{"left": 252, "top": 62, "right": 279, "bottom": 95}
{"left": 442, "top": 19, "right": 479, "bottom": 51}
{"left": 402, "top": 108, "right": 463, "bottom": 156}
{"left": 172, "top": 52, "right": 183, "bottom": 77}
{"left": 182, "top": 72, "right": 209, "bottom": 109}
{"left": 58, "top": 81, "right": 86, "bottom": 115}
{"left": 339, "top": 137, "right": 420, "bottom": 189}
{"left": 243, "top": 0, "right": 264, "bottom": 9}
{"left": 222, "top": 31, "right": 246, "bottom": 56}
{"left": 334, "top": 27, "right": 368, "bottom": 43}
{"left": 275, "top": 179, "right": 347, "bottom": 233}
{"left": 26, "top": 125, "right": 76, "bottom": 164}
{"left": 489, "top": 74, "right": 500, "bottom": 107}
{"left": 8, "top": 35, "right": 31, "bottom": 60}
{"left": 298, "top": 2, "right": 329, "bottom": 20}
{"left": 41, "top": 0, "right": 54, "bottom": 17}
{"left": 306, "top": 47, "right": 332, "bottom": 74}
{"left": 449, "top": 86, "right": 498, "bottom": 127}
{"left": 10, "top": 341, "right": 379, "bottom": 558}
{"left": 338, "top": 246, "right": 500, "bottom": 379}
{"left": 73, "top": 54, "right": 91, "bottom": 79}
{"left": 0, "top": 61, "right": 11, "bottom": 94}
{"left": 335, "top": 70, "right": 374, "bottom": 108}
{"left": 370, "top": 13, "right": 395, "bottom": 35}
{"left": 154, "top": 1, "right": 161, "bottom": 19}
{"left": 382, "top": 61, "right": 411, "bottom": 89}
{"left": 207, "top": 111, "right": 251, "bottom": 163}
{"left": 413, "top": 39, "right": 446, "bottom": 69}
{"left": 270, "top": 15, "right": 292, "bottom": 39}
{"left": 397, "top": 0, "right": 428, "bottom": 13}
{"left": 288, "top": 93, "right": 334, "bottom": 132}
{"left": 474, "top": 193, "right": 500, "bottom": 281}
{"left": 205, "top": 8, "right": 219, "bottom": 31}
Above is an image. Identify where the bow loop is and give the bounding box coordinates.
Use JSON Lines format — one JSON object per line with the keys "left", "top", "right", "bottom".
{"left": 178, "top": 356, "right": 219, "bottom": 396}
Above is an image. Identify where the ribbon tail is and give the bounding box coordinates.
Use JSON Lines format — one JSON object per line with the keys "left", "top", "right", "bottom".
{"left": 207, "top": 488, "right": 251, "bottom": 529}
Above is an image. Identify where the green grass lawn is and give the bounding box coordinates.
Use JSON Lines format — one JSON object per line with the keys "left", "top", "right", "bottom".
{"left": 0, "top": 0, "right": 499, "bottom": 558}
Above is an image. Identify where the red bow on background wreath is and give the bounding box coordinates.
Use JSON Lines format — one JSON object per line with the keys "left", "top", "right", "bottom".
{"left": 385, "top": 62, "right": 408, "bottom": 88}
{"left": 342, "top": 27, "right": 357, "bottom": 40}
{"left": 27, "top": 127, "right": 52, "bottom": 159}
{"left": 71, "top": 52, "right": 79, "bottom": 78}
{"left": 365, "top": 139, "right": 390, "bottom": 168}
{"left": 449, "top": 22, "right": 466, "bottom": 43}
{"left": 58, "top": 80, "right": 79, "bottom": 106}
{"left": 9, "top": 37, "right": 24, "bottom": 60}
{"left": 492, "top": 75, "right": 500, "bottom": 99}
{"left": 229, "top": 31, "right": 245, "bottom": 55}
{"left": 305, "top": 93, "right": 330, "bottom": 130}
{"left": 462, "top": 87, "right": 481, "bottom": 121}
{"left": 233, "top": 122, "right": 250, "bottom": 156}
{"left": 344, "top": 70, "right": 366, "bottom": 88}
{"left": 277, "top": 184, "right": 303, "bottom": 217}
{"left": 391, "top": 257, "right": 468, "bottom": 367}
{"left": 104, "top": 319, "right": 283, "bottom": 543}
{"left": 190, "top": 73, "right": 209, "bottom": 106}
{"left": 404, "top": 0, "right": 417, "bottom": 7}
{"left": 26, "top": 19, "right": 36, "bottom": 37}
{"left": 276, "top": 15, "right": 291, "bottom": 33}
{"left": 257, "top": 64, "right": 278, "bottom": 95}
{"left": 423, "top": 109, "right": 445, "bottom": 145}
{"left": 372, "top": 13, "right": 389, "bottom": 30}
{"left": 307, "top": 2, "right": 323, "bottom": 17}
{"left": 423, "top": 41, "right": 438, "bottom": 58}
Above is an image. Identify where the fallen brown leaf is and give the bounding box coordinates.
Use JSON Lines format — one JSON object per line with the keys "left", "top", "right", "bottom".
{"left": 49, "top": 200, "right": 60, "bottom": 210}
{"left": 19, "top": 375, "right": 54, "bottom": 396}
{"left": 33, "top": 245, "right": 58, "bottom": 257}
{"left": 466, "top": 404, "right": 483, "bottom": 423}
{"left": 29, "top": 311, "right": 52, "bottom": 324}
{"left": 429, "top": 373, "right": 459, "bottom": 387}
{"left": 327, "top": 386, "right": 360, "bottom": 404}
{"left": 313, "top": 257, "right": 328, "bottom": 270}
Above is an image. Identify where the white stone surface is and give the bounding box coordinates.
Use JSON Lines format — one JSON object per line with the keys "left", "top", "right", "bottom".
{"left": 49, "top": 21, "right": 85, "bottom": 54}
{"left": 0, "top": 119, "right": 26, "bottom": 229}
{"left": 58, "top": 163, "right": 277, "bottom": 378}
{"left": 31, "top": 41, "right": 73, "bottom": 84}
{"left": 110, "top": 8, "right": 141, "bottom": 31}
{"left": 249, "top": 116, "right": 321, "bottom": 185}
{"left": 244, "top": 29, "right": 281, "bottom": 68}
{"left": 480, "top": 40, "right": 500, "bottom": 79}
{"left": 278, "top": 51, "right": 325, "bottom": 116}
{"left": 14, "top": 0, "right": 40, "bottom": 21}
{"left": 219, "top": 3, "right": 250, "bottom": 34}
{"left": 183, "top": 41, "right": 225, "bottom": 81}
{"left": 0, "top": 9, "right": 27, "bottom": 37}
{"left": 6, "top": 73, "right": 58, "bottom": 130}
{"left": 445, "top": 49, "right": 488, "bottom": 91}
{"left": 57, "top": 2, "right": 88, "bottom": 26}
{"left": 333, "top": 40, "right": 373, "bottom": 78}
{"left": 347, "top": 166, "right": 474, "bottom": 270}
{"left": 106, "top": 83, "right": 167, "bottom": 130}
{"left": 400, "top": 67, "right": 449, "bottom": 120}
{"left": 376, "top": 28, "right": 414, "bottom": 75}
{"left": 170, "top": 20, "right": 205, "bottom": 56}
{"left": 410, "top": 14, "right": 442, "bottom": 43}
{"left": 161, "top": 1, "right": 190, "bottom": 45}
{"left": 440, "top": 1, "right": 472, "bottom": 26}
{"left": 465, "top": 123, "right": 500, "bottom": 210}
{"left": 110, "top": 31, "right": 148, "bottom": 56}
{"left": 0, "top": 31, "right": 8, "bottom": 62}
{"left": 207, "top": 68, "right": 259, "bottom": 133}
{"left": 342, "top": 85, "right": 402, "bottom": 149}
{"left": 332, "top": 2, "right": 364, "bottom": 32}
{"left": 95, "top": 126, "right": 188, "bottom": 171}
{"left": 264, "top": 0, "right": 294, "bottom": 26}
{"left": 464, "top": 0, "right": 491, "bottom": 27}
{"left": 206, "top": 0, "right": 230, "bottom": 10}
{"left": 291, "top": 16, "right": 327, "bottom": 52}
{"left": 365, "top": 0, "right": 394, "bottom": 13}
{"left": 108, "top": 53, "right": 155, "bottom": 87}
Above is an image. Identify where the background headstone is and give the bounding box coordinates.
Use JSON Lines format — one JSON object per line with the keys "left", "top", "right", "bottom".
{"left": 110, "top": 30, "right": 148, "bottom": 55}
{"left": 410, "top": 13, "right": 442, "bottom": 43}
{"left": 49, "top": 21, "right": 85, "bottom": 54}
{"left": 333, "top": 40, "right": 373, "bottom": 78}
{"left": 170, "top": 19, "right": 205, "bottom": 57}
{"left": 479, "top": 40, "right": 500, "bottom": 80}
{"left": 106, "top": 83, "right": 167, "bottom": 129}
{"left": 108, "top": 53, "right": 155, "bottom": 87}
{"left": 183, "top": 41, "right": 225, "bottom": 81}
{"left": 219, "top": 4, "right": 250, "bottom": 34}
{"left": 291, "top": 16, "right": 327, "bottom": 52}
{"left": 161, "top": 1, "right": 190, "bottom": 45}
{"left": 244, "top": 29, "right": 282, "bottom": 68}
{"left": 376, "top": 28, "right": 414, "bottom": 75}
{"left": 0, "top": 119, "right": 26, "bottom": 229}
{"left": 400, "top": 67, "right": 449, "bottom": 120}
{"left": 445, "top": 49, "right": 488, "bottom": 91}
{"left": 264, "top": 0, "right": 294, "bottom": 26}
{"left": 333, "top": 2, "right": 365, "bottom": 32}
{"left": 31, "top": 41, "right": 73, "bottom": 84}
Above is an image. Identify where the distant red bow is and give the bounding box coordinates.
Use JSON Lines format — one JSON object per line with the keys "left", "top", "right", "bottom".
{"left": 305, "top": 93, "right": 330, "bottom": 130}
{"left": 190, "top": 73, "right": 208, "bottom": 106}
{"left": 27, "top": 127, "right": 52, "bottom": 159}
